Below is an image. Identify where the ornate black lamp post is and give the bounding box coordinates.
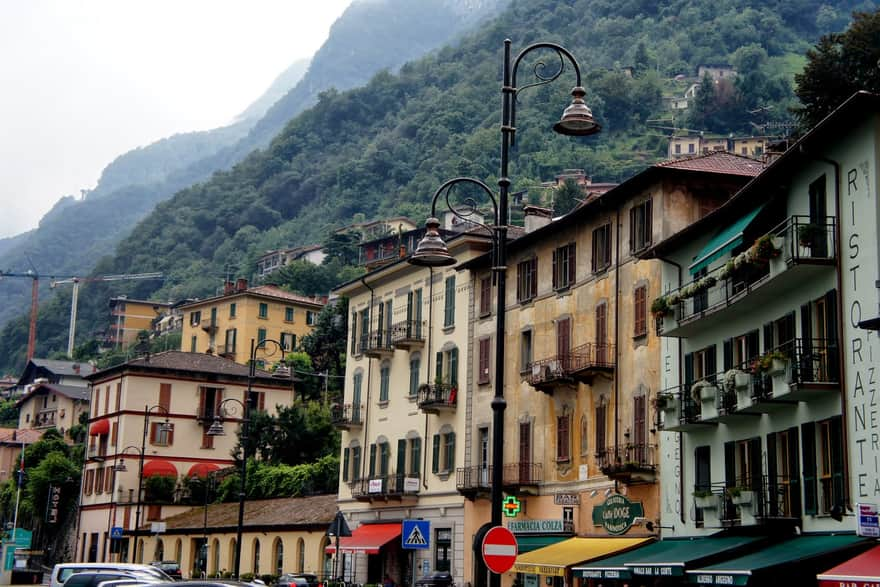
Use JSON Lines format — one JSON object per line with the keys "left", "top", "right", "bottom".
{"left": 410, "top": 39, "right": 599, "bottom": 587}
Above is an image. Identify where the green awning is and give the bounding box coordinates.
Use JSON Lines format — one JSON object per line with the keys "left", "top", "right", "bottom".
{"left": 686, "top": 534, "right": 872, "bottom": 586}
{"left": 689, "top": 204, "right": 765, "bottom": 274}
{"left": 515, "top": 535, "right": 570, "bottom": 554}
{"left": 573, "top": 535, "right": 762, "bottom": 579}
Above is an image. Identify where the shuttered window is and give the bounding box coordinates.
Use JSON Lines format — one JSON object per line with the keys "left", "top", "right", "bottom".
{"left": 629, "top": 199, "right": 652, "bottom": 253}
{"left": 479, "top": 277, "right": 492, "bottom": 316}
{"left": 444, "top": 276, "right": 456, "bottom": 327}
{"left": 478, "top": 338, "right": 490, "bottom": 385}
{"left": 557, "top": 414, "right": 570, "bottom": 461}
{"left": 592, "top": 223, "right": 612, "bottom": 273}
{"left": 552, "top": 243, "right": 576, "bottom": 290}
{"left": 516, "top": 258, "right": 538, "bottom": 302}
{"left": 633, "top": 285, "right": 647, "bottom": 337}
{"left": 342, "top": 448, "right": 350, "bottom": 482}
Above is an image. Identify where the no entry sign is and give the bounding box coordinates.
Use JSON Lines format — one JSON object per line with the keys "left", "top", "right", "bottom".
{"left": 482, "top": 526, "right": 518, "bottom": 574}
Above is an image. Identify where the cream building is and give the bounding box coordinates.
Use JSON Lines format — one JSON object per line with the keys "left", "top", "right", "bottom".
{"left": 16, "top": 381, "right": 89, "bottom": 438}
{"left": 331, "top": 228, "right": 494, "bottom": 587}
{"left": 78, "top": 351, "right": 294, "bottom": 564}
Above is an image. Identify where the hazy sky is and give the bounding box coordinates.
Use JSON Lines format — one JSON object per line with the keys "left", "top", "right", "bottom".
{"left": 0, "top": 0, "right": 353, "bottom": 239}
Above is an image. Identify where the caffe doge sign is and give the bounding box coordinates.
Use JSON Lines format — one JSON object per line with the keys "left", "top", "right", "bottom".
{"left": 591, "top": 494, "right": 643, "bottom": 535}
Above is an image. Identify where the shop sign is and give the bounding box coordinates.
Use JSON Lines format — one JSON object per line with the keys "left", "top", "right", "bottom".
{"left": 693, "top": 573, "right": 749, "bottom": 585}
{"left": 368, "top": 479, "right": 383, "bottom": 493}
{"left": 404, "top": 477, "right": 420, "bottom": 492}
{"left": 554, "top": 493, "right": 580, "bottom": 505}
{"left": 630, "top": 565, "right": 682, "bottom": 577}
{"left": 508, "top": 519, "right": 564, "bottom": 533}
{"left": 591, "top": 493, "right": 644, "bottom": 535}
{"left": 857, "top": 503, "right": 879, "bottom": 537}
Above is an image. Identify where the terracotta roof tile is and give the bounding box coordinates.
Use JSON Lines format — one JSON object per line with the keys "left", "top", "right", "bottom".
{"left": 246, "top": 285, "right": 326, "bottom": 307}
{"left": 0, "top": 428, "right": 44, "bottom": 444}
{"left": 654, "top": 151, "right": 765, "bottom": 176}
{"left": 158, "top": 494, "right": 337, "bottom": 531}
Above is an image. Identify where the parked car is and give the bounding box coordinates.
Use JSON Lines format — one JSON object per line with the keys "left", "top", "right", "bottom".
{"left": 150, "top": 562, "right": 183, "bottom": 580}
{"left": 50, "top": 564, "right": 173, "bottom": 587}
{"left": 170, "top": 581, "right": 265, "bottom": 587}
{"left": 63, "top": 571, "right": 167, "bottom": 587}
{"left": 276, "top": 574, "right": 319, "bottom": 587}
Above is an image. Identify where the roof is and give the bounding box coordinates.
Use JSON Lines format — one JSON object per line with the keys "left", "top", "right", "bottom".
{"left": 85, "top": 351, "right": 295, "bottom": 387}
{"left": 109, "top": 297, "right": 172, "bottom": 308}
{"left": 178, "top": 285, "right": 325, "bottom": 311}
{"left": 27, "top": 359, "right": 95, "bottom": 378}
{"left": 641, "top": 91, "right": 880, "bottom": 260}
{"left": 157, "top": 494, "right": 337, "bottom": 532}
{"left": 0, "top": 428, "right": 43, "bottom": 445}
{"left": 655, "top": 151, "right": 764, "bottom": 176}
{"left": 15, "top": 382, "right": 90, "bottom": 407}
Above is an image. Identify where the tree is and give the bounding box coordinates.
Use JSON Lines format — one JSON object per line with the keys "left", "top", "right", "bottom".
{"left": 794, "top": 9, "right": 880, "bottom": 128}
{"left": 299, "top": 298, "right": 349, "bottom": 390}
{"left": 552, "top": 179, "right": 584, "bottom": 216}
{"left": 240, "top": 400, "right": 338, "bottom": 467}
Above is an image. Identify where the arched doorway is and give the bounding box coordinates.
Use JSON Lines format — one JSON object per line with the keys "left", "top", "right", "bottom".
{"left": 273, "top": 538, "right": 284, "bottom": 575}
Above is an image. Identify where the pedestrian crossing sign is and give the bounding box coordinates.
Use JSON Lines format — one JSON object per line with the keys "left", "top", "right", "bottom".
{"left": 402, "top": 520, "right": 430, "bottom": 550}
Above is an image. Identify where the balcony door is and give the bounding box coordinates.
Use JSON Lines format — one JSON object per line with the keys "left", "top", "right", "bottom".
{"left": 767, "top": 427, "right": 801, "bottom": 518}
{"left": 479, "top": 428, "right": 489, "bottom": 487}
{"left": 519, "top": 421, "right": 531, "bottom": 483}
{"left": 808, "top": 175, "right": 828, "bottom": 256}
{"left": 557, "top": 318, "right": 571, "bottom": 371}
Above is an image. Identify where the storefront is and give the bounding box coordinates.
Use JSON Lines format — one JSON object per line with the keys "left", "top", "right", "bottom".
{"left": 326, "top": 523, "right": 403, "bottom": 584}
{"left": 514, "top": 537, "right": 651, "bottom": 587}
{"left": 817, "top": 543, "right": 880, "bottom": 587}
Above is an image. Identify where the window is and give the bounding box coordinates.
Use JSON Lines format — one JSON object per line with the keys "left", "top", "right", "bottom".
{"left": 224, "top": 329, "right": 237, "bottom": 354}
{"left": 435, "top": 347, "right": 458, "bottom": 387}
{"left": 516, "top": 258, "right": 538, "bottom": 302}
{"left": 687, "top": 344, "right": 717, "bottom": 383}
{"left": 351, "top": 446, "right": 362, "bottom": 481}
{"left": 409, "top": 355, "right": 421, "bottom": 397}
{"left": 633, "top": 285, "right": 647, "bottom": 337}
{"left": 688, "top": 143, "right": 695, "bottom": 153}
{"left": 580, "top": 416, "right": 589, "bottom": 455}
{"left": 444, "top": 276, "right": 456, "bottom": 327}
{"left": 432, "top": 431, "right": 456, "bottom": 474}
{"left": 695, "top": 445, "right": 711, "bottom": 525}
{"left": 520, "top": 330, "right": 533, "bottom": 372}
{"left": 258, "top": 303, "right": 268, "bottom": 319}
{"left": 342, "top": 448, "right": 350, "bottom": 482}
{"left": 189, "top": 311, "right": 201, "bottom": 326}
{"left": 379, "top": 442, "right": 390, "bottom": 476}
{"left": 435, "top": 529, "right": 452, "bottom": 572}
{"left": 198, "top": 386, "right": 222, "bottom": 421}
{"left": 257, "top": 328, "right": 267, "bottom": 344}
{"left": 819, "top": 417, "right": 844, "bottom": 514}
{"left": 557, "top": 413, "right": 570, "bottom": 461}
{"left": 632, "top": 395, "right": 646, "bottom": 461}
{"left": 410, "top": 437, "right": 421, "bottom": 475}
{"left": 306, "top": 311, "right": 317, "bottom": 325}
{"left": 190, "top": 336, "right": 197, "bottom": 353}
{"left": 675, "top": 143, "right": 681, "bottom": 154}
{"left": 592, "top": 223, "right": 612, "bottom": 273}
{"left": 95, "top": 467, "right": 104, "bottom": 494}
{"left": 150, "top": 421, "right": 174, "bottom": 446}
{"left": 478, "top": 338, "right": 491, "bottom": 385}
{"left": 285, "top": 307, "right": 294, "bottom": 322}
{"left": 595, "top": 404, "right": 607, "bottom": 457}
{"left": 280, "top": 332, "right": 296, "bottom": 351}
{"left": 379, "top": 363, "right": 390, "bottom": 403}
{"left": 407, "top": 289, "right": 423, "bottom": 337}
{"left": 553, "top": 243, "right": 576, "bottom": 290}
{"left": 479, "top": 276, "right": 492, "bottom": 316}
{"left": 352, "top": 373, "right": 363, "bottom": 422}
{"left": 630, "top": 199, "right": 652, "bottom": 253}
{"left": 350, "top": 312, "right": 359, "bottom": 355}
{"left": 229, "top": 303, "right": 236, "bottom": 318}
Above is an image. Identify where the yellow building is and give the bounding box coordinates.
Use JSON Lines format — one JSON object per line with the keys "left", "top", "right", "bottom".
{"left": 138, "top": 495, "right": 337, "bottom": 579}
{"left": 179, "top": 281, "right": 325, "bottom": 366}
{"left": 332, "top": 227, "right": 495, "bottom": 587}
{"left": 461, "top": 153, "right": 764, "bottom": 587}
{"left": 78, "top": 351, "right": 295, "bottom": 564}
{"left": 108, "top": 297, "right": 172, "bottom": 349}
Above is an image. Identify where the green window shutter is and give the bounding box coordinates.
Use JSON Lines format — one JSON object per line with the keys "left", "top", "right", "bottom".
{"left": 435, "top": 352, "right": 443, "bottom": 382}
{"left": 258, "top": 328, "right": 267, "bottom": 343}
{"left": 802, "top": 422, "right": 817, "bottom": 514}
{"left": 352, "top": 447, "right": 361, "bottom": 481}
{"left": 369, "top": 443, "right": 377, "bottom": 477}
{"left": 412, "top": 438, "right": 421, "bottom": 475}
{"left": 432, "top": 434, "right": 440, "bottom": 474}
{"left": 342, "top": 448, "right": 350, "bottom": 482}
{"left": 397, "top": 439, "right": 407, "bottom": 477}
{"left": 380, "top": 442, "right": 389, "bottom": 476}
{"left": 409, "top": 359, "right": 420, "bottom": 397}
{"left": 830, "top": 415, "right": 845, "bottom": 509}
{"left": 449, "top": 348, "right": 459, "bottom": 386}
{"left": 446, "top": 432, "right": 456, "bottom": 470}
{"left": 444, "top": 276, "right": 455, "bottom": 326}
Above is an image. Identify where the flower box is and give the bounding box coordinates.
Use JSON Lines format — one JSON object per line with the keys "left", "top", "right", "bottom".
{"left": 768, "top": 358, "right": 788, "bottom": 376}
{"left": 694, "top": 494, "right": 717, "bottom": 509}
{"left": 736, "top": 387, "right": 753, "bottom": 410}
{"left": 731, "top": 490, "right": 754, "bottom": 505}
{"left": 699, "top": 384, "right": 718, "bottom": 402}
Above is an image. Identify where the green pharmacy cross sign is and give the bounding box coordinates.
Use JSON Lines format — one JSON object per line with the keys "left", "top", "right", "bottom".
{"left": 503, "top": 496, "right": 522, "bottom": 517}
{"left": 592, "top": 494, "right": 643, "bottom": 535}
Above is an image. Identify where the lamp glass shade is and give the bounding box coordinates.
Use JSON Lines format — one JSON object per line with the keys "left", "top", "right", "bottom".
{"left": 113, "top": 460, "right": 127, "bottom": 472}
{"left": 206, "top": 417, "right": 226, "bottom": 436}
{"left": 554, "top": 86, "right": 601, "bottom": 136}
{"left": 408, "top": 217, "right": 456, "bottom": 267}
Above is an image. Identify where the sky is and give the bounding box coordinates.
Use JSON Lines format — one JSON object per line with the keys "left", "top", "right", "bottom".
{"left": 0, "top": 0, "right": 353, "bottom": 239}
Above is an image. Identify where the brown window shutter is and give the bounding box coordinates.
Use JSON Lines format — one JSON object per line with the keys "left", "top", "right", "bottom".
{"left": 104, "top": 385, "right": 111, "bottom": 413}
{"left": 93, "top": 389, "right": 100, "bottom": 417}
{"left": 159, "top": 383, "right": 171, "bottom": 412}
{"left": 568, "top": 244, "right": 576, "bottom": 284}
{"left": 123, "top": 504, "right": 131, "bottom": 527}
{"left": 202, "top": 428, "right": 214, "bottom": 449}
{"left": 215, "top": 388, "right": 223, "bottom": 414}
{"left": 198, "top": 387, "right": 206, "bottom": 419}
{"left": 149, "top": 422, "right": 157, "bottom": 443}
{"left": 258, "top": 392, "right": 265, "bottom": 412}
{"left": 105, "top": 469, "right": 113, "bottom": 493}
{"left": 111, "top": 422, "right": 117, "bottom": 445}
{"left": 552, "top": 249, "right": 558, "bottom": 289}
{"left": 167, "top": 423, "right": 174, "bottom": 446}
{"left": 147, "top": 505, "right": 161, "bottom": 521}
{"left": 115, "top": 382, "right": 122, "bottom": 411}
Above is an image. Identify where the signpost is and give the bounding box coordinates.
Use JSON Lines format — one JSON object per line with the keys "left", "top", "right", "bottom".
{"left": 402, "top": 520, "right": 430, "bottom": 550}
{"left": 591, "top": 494, "right": 644, "bottom": 536}
{"left": 482, "top": 526, "right": 518, "bottom": 574}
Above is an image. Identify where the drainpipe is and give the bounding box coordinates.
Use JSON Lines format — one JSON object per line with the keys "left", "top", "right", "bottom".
{"left": 359, "top": 276, "right": 375, "bottom": 483}
{"left": 423, "top": 267, "right": 435, "bottom": 490}
{"left": 614, "top": 207, "right": 621, "bottom": 456}
{"left": 799, "top": 148, "right": 850, "bottom": 509}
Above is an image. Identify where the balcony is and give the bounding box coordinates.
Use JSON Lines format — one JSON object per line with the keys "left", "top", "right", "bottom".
{"left": 390, "top": 320, "right": 426, "bottom": 349}
{"left": 359, "top": 331, "right": 394, "bottom": 358}
{"left": 698, "top": 476, "right": 800, "bottom": 530}
{"left": 87, "top": 446, "right": 106, "bottom": 462}
{"left": 35, "top": 409, "right": 58, "bottom": 429}
{"left": 455, "top": 463, "right": 542, "bottom": 500}
{"left": 417, "top": 383, "right": 457, "bottom": 414}
{"left": 655, "top": 215, "right": 836, "bottom": 338}
{"left": 330, "top": 403, "right": 364, "bottom": 430}
{"left": 349, "top": 474, "right": 420, "bottom": 502}
{"left": 597, "top": 443, "right": 657, "bottom": 485}
{"left": 201, "top": 320, "right": 218, "bottom": 334}
{"left": 526, "top": 343, "right": 615, "bottom": 393}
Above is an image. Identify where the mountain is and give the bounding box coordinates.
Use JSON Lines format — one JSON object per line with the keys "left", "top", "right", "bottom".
{"left": 0, "top": 0, "right": 504, "bottom": 336}
{"left": 0, "top": 0, "right": 875, "bottom": 374}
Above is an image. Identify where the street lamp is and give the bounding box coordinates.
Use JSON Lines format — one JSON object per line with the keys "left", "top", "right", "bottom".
{"left": 326, "top": 510, "right": 351, "bottom": 583}
{"left": 207, "top": 337, "right": 287, "bottom": 579}
{"left": 410, "top": 39, "right": 599, "bottom": 587}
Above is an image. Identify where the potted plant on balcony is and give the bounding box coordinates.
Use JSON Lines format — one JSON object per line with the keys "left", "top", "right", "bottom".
{"left": 798, "top": 222, "right": 824, "bottom": 248}
{"left": 693, "top": 489, "right": 717, "bottom": 509}
{"left": 752, "top": 234, "right": 782, "bottom": 265}
{"left": 651, "top": 296, "right": 670, "bottom": 318}
{"left": 691, "top": 379, "right": 717, "bottom": 403}
{"left": 727, "top": 486, "right": 754, "bottom": 505}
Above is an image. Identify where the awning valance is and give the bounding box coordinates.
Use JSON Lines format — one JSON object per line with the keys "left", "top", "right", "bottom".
{"left": 325, "top": 523, "right": 400, "bottom": 555}
{"left": 514, "top": 537, "right": 650, "bottom": 577}
{"left": 187, "top": 463, "right": 220, "bottom": 478}
{"left": 142, "top": 459, "right": 178, "bottom": 478}
{"left": 515, "top": 535, "right": 571, "bottom": 554}
{"left": 819, "top": 544, "right": 880, "bottom": 587}
{"left": 89, "top": 419, "right": 110, "bottom": 436}
{"left": 574, "top": 535, "right": 761, "bottom": 579}
{"left": 689, "top": 534, "right": 870, "bottom": 586}
{"left": 689, "top": 204, "right": 765, "bottom": 274}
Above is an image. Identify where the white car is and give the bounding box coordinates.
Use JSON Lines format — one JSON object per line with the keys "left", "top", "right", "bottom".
{"left": 50, "top": 563, "right": 172, "bottom": 587}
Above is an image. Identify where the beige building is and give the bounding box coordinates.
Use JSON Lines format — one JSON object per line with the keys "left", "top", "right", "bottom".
{"left": 179, "top": 281, "right": 325, "bottom": 366}
{"left": 668, "top": 135, "right": 769, "bottom": 161}
{"left": 460, "top": 153, "right": 763, "bottom": 587}
{"left": 137, "top": 495, "right": 337, "bottom": 579}
{"left": 332, "top": 229, "right": 495, "bottom": 587}
{"left": 108, "top": 297, "right": 173, "bottom": 349}
{"left": 0, "top": 428, "right": 42, "bottom": 485}
{"left": 78, "top": 351, "right": 295, "bottom": 564}
{"left": 16, "top": 381, "right": 89, "bottom": 438}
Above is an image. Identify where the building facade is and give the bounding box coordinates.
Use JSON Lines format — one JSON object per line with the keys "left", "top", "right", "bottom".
{"left": 256, "top": 245, "right": 327, "bottom": 278}
{"left": 107, "top": 297, "right": 173, "bottom": 349}
{"left": 15, "top": 381, "right": 89, "bottom": 438}
{"left": 78, "top": 351, "right": 294, "bottom": 564}
{"left": 178, "top": 281, "right": 325, "bottom": 366}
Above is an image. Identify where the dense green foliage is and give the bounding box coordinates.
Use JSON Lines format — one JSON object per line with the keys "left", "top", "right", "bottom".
{"left": 0, "top": 0, "right": 876, "bottom": 374}
{"left": 216, "top": 455, "right": 340, "bottom": 501}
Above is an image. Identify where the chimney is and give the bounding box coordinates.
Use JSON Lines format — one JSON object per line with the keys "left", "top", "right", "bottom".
{"left": 72, "top": 363, "right": 80, "bottom": 374}
{"left": 224, "top": 281, "right": 235, "bottom": 295}
{"left": 236, "top": 278, "right": 248, "bottom": 292}
{"left": 523, "top": 205, "right": 553, "bottom": 233}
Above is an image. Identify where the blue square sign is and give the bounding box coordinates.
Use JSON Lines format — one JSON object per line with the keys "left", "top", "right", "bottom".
{"left": 402, "top": 520, "right": 430, "bottom": 550}
{"left": 110, "top": 526, "right": 124, "bottom": 540}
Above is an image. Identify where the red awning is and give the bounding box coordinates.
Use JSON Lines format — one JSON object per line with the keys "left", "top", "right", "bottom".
{"left": 142, "top": 459, "right": 178, "bottom": 478}
{"left": 188, "top": 463, "right": 220, "bottom": 478}
{"left": 325, "top": 523, "right": 401, "bottom": 554}
{"left": 819, "top": 544, "right": 880, "bottom": 587}
{"left": 89, "top": 419, "right": 110, "bottom": 436}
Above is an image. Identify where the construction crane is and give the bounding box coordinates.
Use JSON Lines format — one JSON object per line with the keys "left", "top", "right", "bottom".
{"left": 0, "top": 269, "right": 43, "bottom": 361}
{"left": 50, "top": 273, "right": 164, "bottom": 357}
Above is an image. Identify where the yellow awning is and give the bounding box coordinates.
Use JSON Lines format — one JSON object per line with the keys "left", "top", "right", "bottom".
{"left": 513, "top": 537, "right": 652, "bottom": 577}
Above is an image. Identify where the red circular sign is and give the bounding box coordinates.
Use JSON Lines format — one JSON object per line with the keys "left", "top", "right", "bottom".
{"left": 481, "top": 526, "right": 518, "bottom": 574}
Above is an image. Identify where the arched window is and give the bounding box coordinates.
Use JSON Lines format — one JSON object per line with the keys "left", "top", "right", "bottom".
{"left": 252, "top": 538, "right": 261, "bottom": 575}
{"left": 273, "top": 538, "right": 284, "bottom": 575}
{"left": 211, "top": 539, "right": 220, "bottom": 576}
{"left": 320, "top": 537, "right": 332, "bottom": 579}
{"left": 297, "top": 538, "right": 305, "bottom": 573}
{"left": 229, "top": 539, "right": 237, "bottom": 573}
{"left": 154, "top": 539, "right": 164, "bottom": 562}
